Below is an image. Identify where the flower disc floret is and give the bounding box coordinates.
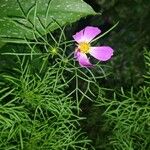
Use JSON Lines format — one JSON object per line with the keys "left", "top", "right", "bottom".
{"left": 78, "top": 42, "right": 90, "bottom": 53}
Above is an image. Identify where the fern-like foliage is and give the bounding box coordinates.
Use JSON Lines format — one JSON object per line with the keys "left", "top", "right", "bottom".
{"left": 143, "top": 49, "right": 150, "bottom": 84}
{"left": 0, "top": 54, "right": 95, "bottom": 150}
{"left": 95, "top": 48, "right": 150, "bottom": 150}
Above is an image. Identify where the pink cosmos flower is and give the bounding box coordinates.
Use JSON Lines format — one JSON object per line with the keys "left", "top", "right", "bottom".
{"left": 73, "top": 26, "right": 114, "bottom": 67}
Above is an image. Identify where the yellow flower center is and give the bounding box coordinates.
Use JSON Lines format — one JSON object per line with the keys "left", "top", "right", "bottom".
{"left": 78, "top": 42, "right": 90, "bottom": 53}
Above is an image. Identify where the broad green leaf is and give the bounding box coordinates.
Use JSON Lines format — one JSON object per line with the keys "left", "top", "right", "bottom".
{"left": 0, "top": 0, "right": 96, "bottom": 41}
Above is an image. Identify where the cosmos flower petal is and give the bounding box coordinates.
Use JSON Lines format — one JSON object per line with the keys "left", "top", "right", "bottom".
{"left": 75, "top": 50, "right": 92, "bottom": 67}
{"left": 83, "top": 26, "right": 101, "bottom": 42}
{"left": 73, "top": 29, "right": 84, "bottom": 43}
{"left": 74, "top": 49, "right": 80, "bottom": 59}
{"left": 73, "top": 26, "right": 101, "bottom": 43}
{"left": 89, "top": 46, "right": 114, "bottom": 61}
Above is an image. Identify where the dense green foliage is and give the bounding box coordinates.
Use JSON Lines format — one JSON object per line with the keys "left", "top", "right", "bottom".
{"left": 0, "top": 54, "right": 94, "bottom": 149}
{"left": 0, "top": 0, "right": 150, "bottom": 150}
